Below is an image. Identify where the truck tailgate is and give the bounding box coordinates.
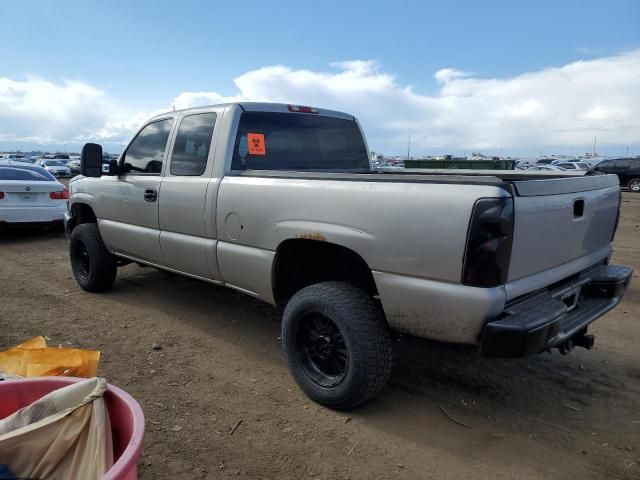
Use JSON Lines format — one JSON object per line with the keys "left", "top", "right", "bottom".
{"left": 508, "top": 174, "right": 620, "bottom": 282}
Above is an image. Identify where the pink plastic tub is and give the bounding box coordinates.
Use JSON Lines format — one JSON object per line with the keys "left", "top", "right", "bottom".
{"left": 0, "top": 377, "right": 145, "bottom": 480}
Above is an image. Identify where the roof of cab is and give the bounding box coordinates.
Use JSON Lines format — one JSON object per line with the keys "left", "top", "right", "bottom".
{"left": 149, "top": 102, "right": 355, "bottom": 121}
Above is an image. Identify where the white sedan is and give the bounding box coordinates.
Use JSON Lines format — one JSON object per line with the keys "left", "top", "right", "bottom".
{"left": 0, "top": 162, "right": 68, "bottom": 226}
{"left": 38, "top": 159, "right": 72, "bottom": 178}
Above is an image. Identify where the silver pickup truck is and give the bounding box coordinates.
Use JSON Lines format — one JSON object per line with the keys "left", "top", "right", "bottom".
{"left": 66, "top": 102, "right": 632, "bottom": 409}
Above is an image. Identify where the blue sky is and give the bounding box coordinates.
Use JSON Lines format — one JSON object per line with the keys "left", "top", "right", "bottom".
{"left": 1, "top": 0, "right": 639, "bottom": 155}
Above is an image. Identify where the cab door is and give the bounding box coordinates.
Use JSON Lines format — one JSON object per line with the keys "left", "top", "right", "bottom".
{"left": 158, "top": 110, "right": 222, "bottom": 280}
{"left": 96, "top": 117, "right": 174, "bottom": 264}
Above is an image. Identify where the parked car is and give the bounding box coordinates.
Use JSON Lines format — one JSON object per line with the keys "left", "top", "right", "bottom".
{"left": 101, "top": 155, "right": 116, "bottom": 174}
{"left": 0, "top": 157, "right": 31, "bottom": 165}
{"left": 0, "top": 162, "right": 68, "bottom": 227}
{"left": 38, "top": 159, "right": 72, "bottom": 178}
{"left": 527, "top": 165, "right": 566, "bottom": 171}
{"left": 66, "top": 159, "right": 82, "bottom": 175}
{"left": 555, "top": 162, "right": 591, "bottom": 171}
{"left": 593, "top": 158, "right": 640, "bottom": 192}
{"left": 535, "top": 158, "right": 557, "bottom": 165}
{"left": 64, "top": 102, "right": 632, "bottom": 409}
{"left": 2, "top": 154, "right": 32, "bottom": 164}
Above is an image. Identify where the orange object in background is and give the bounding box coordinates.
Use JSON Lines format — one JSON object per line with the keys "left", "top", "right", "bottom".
{"left": 0, "top": 336, "right": 100, "bottom": 378}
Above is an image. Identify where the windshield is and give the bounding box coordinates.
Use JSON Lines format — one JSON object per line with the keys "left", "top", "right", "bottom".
{"left": 45, "top": 160, "right": 66, "bottom": 166}
{"left": 232, "top": 112, "right": 369, "bottom": 171}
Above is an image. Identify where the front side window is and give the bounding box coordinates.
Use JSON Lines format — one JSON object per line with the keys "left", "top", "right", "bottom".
{"left": 170, "top": 113, "right": 217, "bottom": 176}
{"left": 596, "top": 161, "right": 613, "bottom": 170}
{"left": 121, "top": 118, "right": 173, "bottom": 174}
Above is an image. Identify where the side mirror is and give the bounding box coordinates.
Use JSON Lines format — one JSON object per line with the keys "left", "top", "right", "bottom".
{"left": 107, "top": 159, "right": 119, "bottom": 175}
{"left": 81, "top": 143, "right": 103, "bottom": 177}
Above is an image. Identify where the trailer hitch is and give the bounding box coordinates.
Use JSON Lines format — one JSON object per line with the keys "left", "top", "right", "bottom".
{"left": 558, "top": 331, "right": 595, "bottom": 355}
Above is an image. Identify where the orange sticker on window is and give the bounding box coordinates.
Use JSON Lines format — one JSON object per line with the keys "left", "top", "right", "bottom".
{"left": 248, "top": 133, "right": 266, "bottom": 155}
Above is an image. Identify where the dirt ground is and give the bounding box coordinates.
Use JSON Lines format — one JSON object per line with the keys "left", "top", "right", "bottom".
{"left": 1, "top": 192, "right": 639, "bottom": 480}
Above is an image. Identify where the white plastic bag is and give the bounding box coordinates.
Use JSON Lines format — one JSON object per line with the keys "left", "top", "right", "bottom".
{"left": 0, "top": 377, "right": 114, "bottom": 479}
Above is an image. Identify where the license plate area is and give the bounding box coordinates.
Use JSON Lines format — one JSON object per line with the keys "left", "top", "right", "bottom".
{"left": 15, "top": 192, "right": 46, "bottom": 204}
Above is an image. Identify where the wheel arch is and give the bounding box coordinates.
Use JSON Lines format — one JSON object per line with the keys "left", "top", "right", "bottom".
{"left": 68, "top": 201, "right": 97, "bottom": 233}
{"left": 272, "top": 238, "right": 379, "bottom": 307}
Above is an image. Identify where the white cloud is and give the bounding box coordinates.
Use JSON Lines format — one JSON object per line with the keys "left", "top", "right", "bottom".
{"left": 0, "top": 77, "right": 109, "bottom": 142}
{"left": 433, "top": 68, "right": 470, "bottom": 84}
{"left": 172, "top": 91, "right": 242, "bottom": 110}
{"left": 1, "top": 50, "right": 639, "bottom": 154}
{"left": 0, "top": 77, "right": 152, "bottom": 145}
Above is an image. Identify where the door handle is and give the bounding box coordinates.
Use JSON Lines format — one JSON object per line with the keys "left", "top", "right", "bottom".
{"left": 144, "top": 188, "right": 158, "bottom": 202}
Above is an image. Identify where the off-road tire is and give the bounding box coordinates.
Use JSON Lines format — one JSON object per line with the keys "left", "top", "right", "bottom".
{"left": 69, "top": 223, "right": 117, "bottom": 292}
{"left": 282, "top": 281, "right": 392, "bottom": 409}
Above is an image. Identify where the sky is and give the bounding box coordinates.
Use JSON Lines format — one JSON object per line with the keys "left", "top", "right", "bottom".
{"left": 1, "top": 0, "right": 639, "bottom": 156}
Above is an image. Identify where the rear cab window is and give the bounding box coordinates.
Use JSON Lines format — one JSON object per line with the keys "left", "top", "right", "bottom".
{"left": 231, "top": 112, "right": 369, "bottom": 172}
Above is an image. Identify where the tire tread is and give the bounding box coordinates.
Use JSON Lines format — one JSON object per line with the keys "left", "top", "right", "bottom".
{"left": 282, "top": 281, "right": 392, "bottom": 409}
{"left": 70, "top": 223, "right": 117, "bottom": 292}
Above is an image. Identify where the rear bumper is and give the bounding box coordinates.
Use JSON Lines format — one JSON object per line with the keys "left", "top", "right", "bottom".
{"left": 0, "top": 205, "right": 66, "bottom": 224}
{"left": 480, "top": 264, "right": 632, "bottom": 357}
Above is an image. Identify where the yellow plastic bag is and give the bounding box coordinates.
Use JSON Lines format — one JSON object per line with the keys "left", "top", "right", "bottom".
{"left": 0, "top": 336, "right": 100, "bottom": 378}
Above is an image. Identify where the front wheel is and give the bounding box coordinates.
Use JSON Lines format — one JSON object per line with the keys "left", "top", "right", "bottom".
{"left": 69, "top": 223, "right": 117, "bottom": 292}
{"left": 282, "top": 282, "right": 392, "bottom": 410}
{"left": 628, "top": 178, "right": 640, "bottom": 192}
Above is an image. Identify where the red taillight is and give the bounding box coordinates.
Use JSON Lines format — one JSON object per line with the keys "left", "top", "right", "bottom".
{"left": 287, "top": 104, "right": 319, "bottom": 114}
{"left": 50, "top": 189, "right": 69, "bottom": 200}
{"left": 462, "top": 198, "right": 514, "bottom": 288}
{"left": 0, "top": 192, "right": 4, "bottom": 200}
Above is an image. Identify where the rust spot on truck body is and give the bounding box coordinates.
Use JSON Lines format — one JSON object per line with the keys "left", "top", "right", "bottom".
{"left": 296, "top": 232, "right": 327, "bottom": 241}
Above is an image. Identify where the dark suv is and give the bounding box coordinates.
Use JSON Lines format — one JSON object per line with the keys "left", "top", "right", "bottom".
{"left": 594, "top": 158, "right": 640, "bottom": 192}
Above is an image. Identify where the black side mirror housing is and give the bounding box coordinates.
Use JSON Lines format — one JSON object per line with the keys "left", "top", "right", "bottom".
{"left": 81, "top": 143, "right": 103, "bottom": 177}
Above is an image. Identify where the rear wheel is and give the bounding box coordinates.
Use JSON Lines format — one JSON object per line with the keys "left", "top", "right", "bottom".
{"left": 282, "top": 282, "right": 392, "bottom": 409}
{"left": 628, "top": 178, "right": 640, "bottom": 192}
{"left": 69, "top": 223, "right": 117, "bottom": 292}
